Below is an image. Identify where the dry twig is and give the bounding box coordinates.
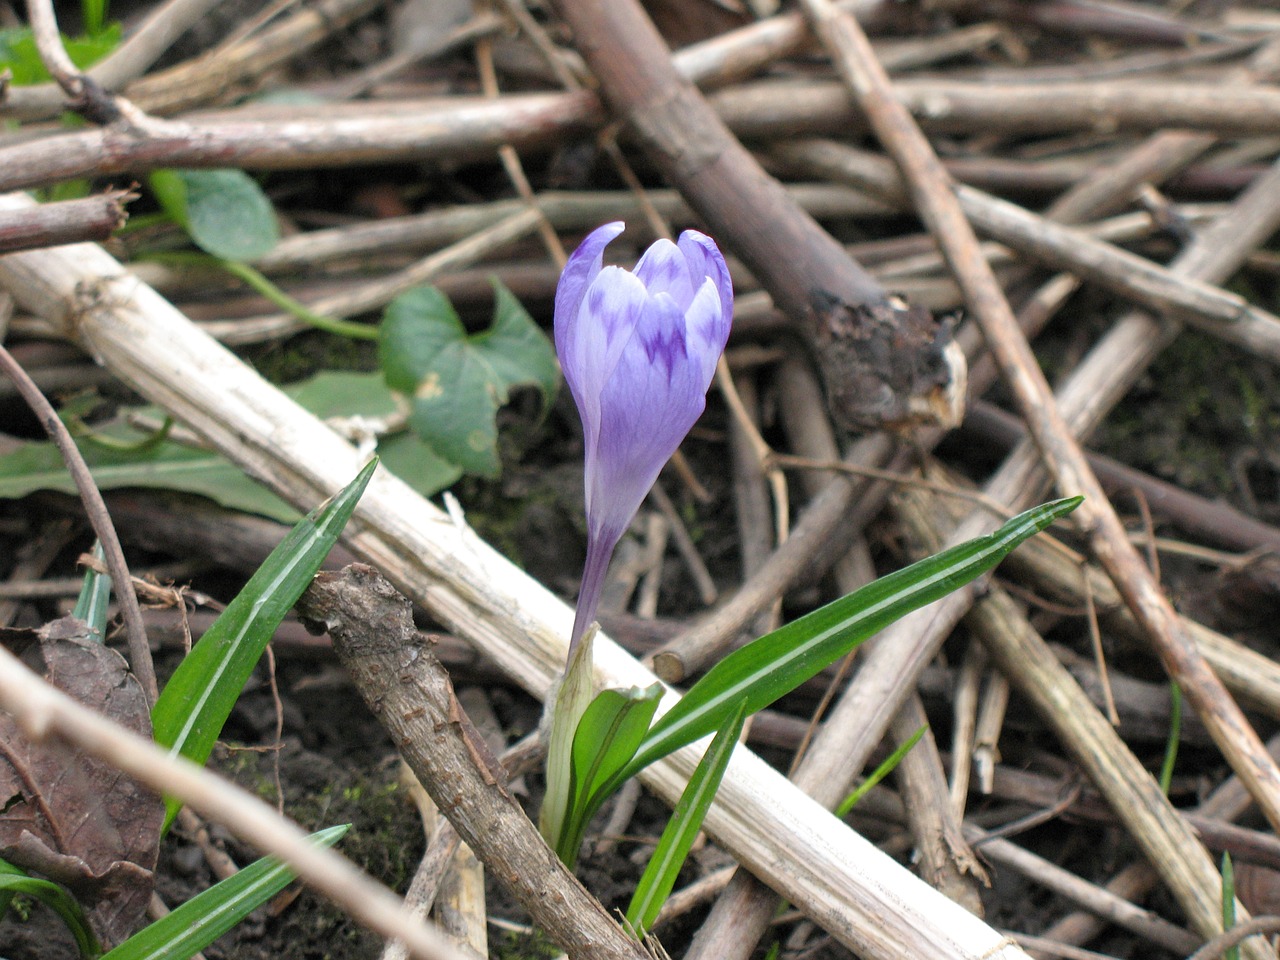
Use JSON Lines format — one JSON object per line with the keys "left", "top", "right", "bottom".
{"left": 0, "top": 191, "right": 134, "bottom": 254}
{"left": 0, "top": 644, "right": 471, "bottom": 960}
{"left": 0, "top": 345, "right": 156, "bottom": 701}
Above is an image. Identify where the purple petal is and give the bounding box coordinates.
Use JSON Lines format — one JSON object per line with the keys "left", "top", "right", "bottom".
{"left": 633, "top": 237, "right": 696, "bottom": 310}
{"left": 568, "top": 528, "right": 616, "bottom": 654}
{"left": 561, "top": 266, "right": 649, "bottom": 443}
{"left": 677, "top": 230, "right": 733, "bottom": 332}
{"left": 586, "top": 294, "right": 708, "bottom": 546}
{"left": 683, "top": 278, "right": 731, "bottom": 386}
{"left": 554, "top": 221, "right": 626, "bottom": 380}
{"left": 562, "top": 267, "right": 650, "bottom": 528}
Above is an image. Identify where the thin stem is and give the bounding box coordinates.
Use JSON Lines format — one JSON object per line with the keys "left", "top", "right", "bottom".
{"left": 150, "top": 252, "right": 380, "bottom": 340}
{"left": 217, "top": 259, "right": 380, "bottom": 340}
{"left": 569, "top": 529, "right": 617, "bottom": 656}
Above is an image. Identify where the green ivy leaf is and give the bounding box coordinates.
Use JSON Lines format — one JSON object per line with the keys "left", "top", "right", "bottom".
{"left": 284, "top": 370, "right": 462, "bottom": 496}
{"left": 380, "top": 282, "right": 557, "bottom": 477}
{"left": 150, "top": 169, "right": 280, "bottom": 261}
{"left": 284, "top": 369, "right": 399, "bottom": 420}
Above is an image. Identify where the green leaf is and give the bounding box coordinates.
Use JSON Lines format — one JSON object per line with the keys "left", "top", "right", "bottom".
{"left": 151, "top": 169, "right": 280, "bottom": 261}
{"left": 101, "top": 825, "right": 347, "bottom": 960}
{"left": 284, "top": 370, "right": 400, "bottom": 421}
{"left": 0, "top": 376, "right": 462, "bottom": 521}
{"left": 540, "top": 627, "right": 596, "bottom": 861}
{"left": 836, "top": 724, "right": 925, "bottom": 817}
{"left": 0, "top": 856, "right": 100, "bottom": 959}
{"left": 616, "top": 497, "right": 1083, "bottom": 789}
{"left": 478, "top": 282, "right": 560, "bottom": 418}
{"left": 147, "top": 169, "right": 188, "bottom": 227}
{"left": 283, "top": 371, "right": 462, "bottom": 496}
{"left": 0, "top": 425, "right": 299, "bottom": 523}
{"left": 1222, "top": 851, "right": 1240, "bottom": 960}
{"left": 557, "top": 682, "right": 663, "bottom": 864}
{"left": 43, "top": 179, "right": 93, "bottom": 203}
{"left": 1158, "top": 681, "right": 1183, "bottom": 796}
{"left": 0, "top": 24, "right": 119, "bottom": 85}
{"left": 71, "top": 541, "right": 110, "bottom": 642}
{"left": 374, "top": 432, "right": 461, "bottom": 498}
{"left": 625, "top": 701, "right": 745, "bottom": 938}
{"left": 82, "top": 0, "right": 108, "bottom": 42}
{"left": 151, "top": 461, "right": 375, "bottom": 829}
{"left": 380, "top": 282, "right": 558, "bottom": 477}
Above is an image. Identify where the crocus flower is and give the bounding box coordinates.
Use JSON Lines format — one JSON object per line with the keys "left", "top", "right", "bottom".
{"left": 555, "top": 222, "right": 733, "bottom": 656}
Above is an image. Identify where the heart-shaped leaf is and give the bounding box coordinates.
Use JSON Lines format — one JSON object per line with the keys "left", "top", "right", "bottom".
{"left": 380, "top": 282, "right": 558, "bottom": 477}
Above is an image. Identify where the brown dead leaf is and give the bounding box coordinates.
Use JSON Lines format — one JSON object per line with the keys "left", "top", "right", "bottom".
{"left": 0, "top": 617, "right": 164, "bottom": 948}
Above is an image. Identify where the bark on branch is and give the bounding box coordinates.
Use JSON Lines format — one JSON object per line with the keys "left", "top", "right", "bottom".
{"left": 0, "top": 191, "right": 134, "bottom": 254}
{"left": 296, "top": 565, "right": 652, "bottom": 960}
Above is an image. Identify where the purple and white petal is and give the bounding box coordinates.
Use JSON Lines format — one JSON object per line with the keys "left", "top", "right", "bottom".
{"left": 682, "top": 278, "right": 731, "bottom": 386}
{"left": 589, "top": 295, "right": 705, "bottom": 544}
{"left": 678, "top": 230, "right": 733, "bottom": 328}
{"left": 554, "top": 221, "right": 625, "bottom": 366}
{"left": 633, "top": 238, "right": 697, "bottom": 310}
{"left": 559, "top": 265, "right": 648, "bottom": 426}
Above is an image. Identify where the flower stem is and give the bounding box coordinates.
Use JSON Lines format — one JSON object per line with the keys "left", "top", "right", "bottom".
{"left": 569, "top": 530, "right": 616, "bottom": 658}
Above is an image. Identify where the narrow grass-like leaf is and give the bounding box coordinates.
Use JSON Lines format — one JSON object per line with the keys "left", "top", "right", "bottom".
{"left": 617, "top": 497, "right": 1081, "bottom": 787}
{"left": 152, "top": 461, "right": 376, "bottom": 828}
{"left": 1222, "top": 852, "right": 1239, "bottom": 960}
{"left": 837, "top": 724, "right": 925, "bottom": 817}
{"left": 557, "top": 682, "right": 663, "bottom": 864}
{"left": 102, "top": 825, "right": 347, "bottom": 960}
{"left": 1159, "top": 681, "right": 1183, "bottom": 795}
{"left": 81, "top": 0, "right": 108, "bottom": 40}
{"left": 0, "top": 856, "right": 100, "bottom": 958}
{"left": 72, "top": 540, "right": 110, "bottom": 643}
{"left": 0, "top": 859, "right": 10, "bottom": 929}
{"left": 626, "top": 701, "right": 746, "bottom": 938}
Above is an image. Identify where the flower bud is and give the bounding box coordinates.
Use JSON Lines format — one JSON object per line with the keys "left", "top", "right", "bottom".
{"left": 555, "top": 222, "right": 733, "bottom": 654}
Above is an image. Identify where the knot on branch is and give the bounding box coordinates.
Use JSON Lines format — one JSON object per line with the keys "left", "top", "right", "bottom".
{"left": 811, "top": 291, "right": 966, "bottom": 433}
